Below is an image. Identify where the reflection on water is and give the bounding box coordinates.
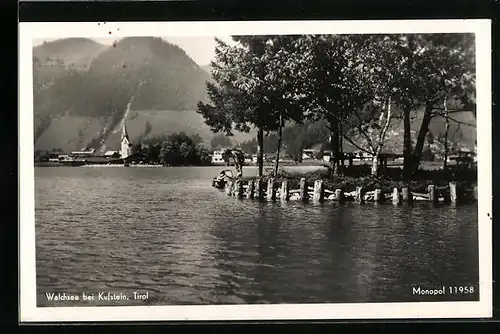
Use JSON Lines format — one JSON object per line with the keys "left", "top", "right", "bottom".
{"left": 35, "top": 167, "right": 479, "bottom": 306}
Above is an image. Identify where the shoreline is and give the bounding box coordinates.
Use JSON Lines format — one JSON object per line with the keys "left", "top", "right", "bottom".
{"left": 34, "top": 162, "right": 330, "bottom": 168}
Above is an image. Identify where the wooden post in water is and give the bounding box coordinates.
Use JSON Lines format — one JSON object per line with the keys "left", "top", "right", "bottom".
{"left": 255, "top": 178, "right": 264, "bottom": 200}
{"left": 449, "top": 182, "right": 458, "bottom": 204}
{"left": 335, "top": 189, "right": 344, "bottom": 203}
{"left": 299, "top": 178, "right": 308, "bottom": 202}
{"left": 374, "top": 188, "right": 383, "bottom": 203}
{"left": 234, "top": 179, "right": 243, "bottom": 198}
{"left": 280, "top": 180, "right": 289, "bottom": 201}
{"left": 313, "top": 180, "right": 324, "bottom": 203}
{"left": 392, "top": 187, "right": 401, "bottom": 205}
{"left": 225, "top": 180, "right": 233, "bottom": 196}
{"left": 473, "top": 183, "right": 478, "bottom": 200}
{"left": 402, "top": 187, "right": 412, "bottom": 204}
{"left": 428, "top": 184, "right": 437, "bottom": 204}
{"left": 267, "top": 178, "right": 276, "bottom": 200}
{"left": 355, "top": 186, "right": 365, "bottom": 203}
{"left": 246, "top": 179, "right": 255, "bottom": 199}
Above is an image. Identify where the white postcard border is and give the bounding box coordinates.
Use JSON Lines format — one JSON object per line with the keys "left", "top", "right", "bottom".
{"left": 19, "top": 19, "right": 492, "bottom": 322}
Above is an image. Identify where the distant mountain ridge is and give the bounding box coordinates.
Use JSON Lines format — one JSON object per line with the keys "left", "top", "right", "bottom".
{"left": 33, "top": 38, "right": 108, "bottom": 68}
{"left": 33, "top": 37, "right": 226, "bottom": 152}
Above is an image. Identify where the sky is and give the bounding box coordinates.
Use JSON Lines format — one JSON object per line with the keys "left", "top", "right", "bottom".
{"left": 33, "top": 36, "right": 235, "bottom": 66}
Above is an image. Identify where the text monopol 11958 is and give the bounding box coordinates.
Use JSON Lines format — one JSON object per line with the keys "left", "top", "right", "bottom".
{"left": 412, "top": 286, "right": 475, "bottom": 296}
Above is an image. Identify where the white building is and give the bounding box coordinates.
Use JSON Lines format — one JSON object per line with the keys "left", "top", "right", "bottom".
{"left": 120, "top": 123, "right": 132, "bottom": 159}
{"left": 322, "top": 150, "right": 331, "bottom": 162}
{"left": 302, "top": 149, "right": 318, "bottom": 160}
{"left": 251, "top": 154, "right": 268, "bottom": 164}
{"left": 211, "top": 150, "right": 226, "bottom": 164}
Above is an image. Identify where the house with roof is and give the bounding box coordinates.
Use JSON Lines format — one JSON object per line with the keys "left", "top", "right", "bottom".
{"left": 70, "top": 148, "right": 95, "bottom": 157}
{"left": 211, "top": 150, "right": 226, "bottom": 165}
{"left": 302, "top": 143, "right": 323, "bottom": 160}
{"left": 104, "top": 151, "right": 121, "bottom": 159}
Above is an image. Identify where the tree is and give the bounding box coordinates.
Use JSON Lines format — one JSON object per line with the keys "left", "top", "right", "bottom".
{"left": 340, "top": 35, "right": 417, "bottom": 176}
{"left": 197, "top": 36, "right": 309, "bottom": 177}
{"left": 146, "top": 144, "right": 161, "bottom": 163}
{"left": 190, "top": 133, "right": 203, "bottom": 146}
{"left": 329, "top": 33, "right": 474, "bottom": 178}
{"left": 160, "top": 140, "right": 180, "bottom": 166}
{"left": 155, "top": 132, "right": 207, "bottom": 166}
{"left": 274, "top": 113, "right": 284, "bottom": 175}
{"left": 179, "top": 142, "right": 194, "bottom": 162}
{"left": 222, "top": 149, "right": 245, "bottom": 177}
{"left": 195, "top": 144, "right": 212, "bottom": 166}
{"left": 442, "top": 95, "right": 450, "bottom": 169}
{"left": 283, "top": 35, "right": 402, "bottom": 176}
{"left": 385, "top": 34, "right": 475, "bottom": 178}
{"left": 290, "top": 35, "right": 374, "bottom": 175}
{"left": 343, "top": 98, "right": 395, "bottom": 176}
{"left": 130, "top": 143, "right": 142, "bottom": 156}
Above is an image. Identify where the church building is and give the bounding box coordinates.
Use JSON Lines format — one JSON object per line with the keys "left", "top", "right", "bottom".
{"left": 120, "top": 122, "right": 132, "bottom": 159}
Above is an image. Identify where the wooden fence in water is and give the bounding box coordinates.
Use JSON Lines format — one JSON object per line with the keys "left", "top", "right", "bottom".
{"left": 220, "top": 178, "right": 478, "bottom": 205}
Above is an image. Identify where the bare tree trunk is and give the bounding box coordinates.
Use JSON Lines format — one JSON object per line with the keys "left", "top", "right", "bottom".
{"left": 402, "top": 107, "right": 412, "bottom": 180}
{"left": 274, "top": 113, "right": 283, "bottom": 177}
{"left": 371, "top": 153, "right": 380, "bottom": 177}
{"left": 338, "top": 120, "right": 344, "bottom": 168}
{"left": 443, "top": 95, "right": 449, "bottom": 170}
{"left": 330, "top": 116, "right": 340, "bottom": 176}
{"left": 257, "top": 127, "right": 264, "bottom": 177}
{"left": 371, "top": 96, "right": 393, "bottom": 177}
{"left": 411, "top": 103, "right": 434, "bottom": 177}
{"left": 402, "top": 35, "right": 416, "bottom": 180}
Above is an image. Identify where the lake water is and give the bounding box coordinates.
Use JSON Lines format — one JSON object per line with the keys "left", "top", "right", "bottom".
{"left": 34, "top": 166, "right": 479, "bottom": 306}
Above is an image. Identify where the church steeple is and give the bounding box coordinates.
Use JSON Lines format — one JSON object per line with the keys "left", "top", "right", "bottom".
{"left": 120, "top": 122, "right": 131, "bottom": 159}
{"left": 121, "top": 122, "right": 129, "bottom": 142}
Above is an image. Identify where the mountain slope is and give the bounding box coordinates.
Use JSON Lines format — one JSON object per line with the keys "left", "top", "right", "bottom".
{"left": 33, "top": 38, "right": 108, "bottom": 68}
{"left": 87, "top": 37, "right": 210, "bottom": 111}
{"left": 33, "top": 38, "right": 108, "bottom": 95}
{"left": 36, "top": 110, "right": 256, "bottom": 153}
{"left": 33, "top": 37, "right": 238, "bottom": 152}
